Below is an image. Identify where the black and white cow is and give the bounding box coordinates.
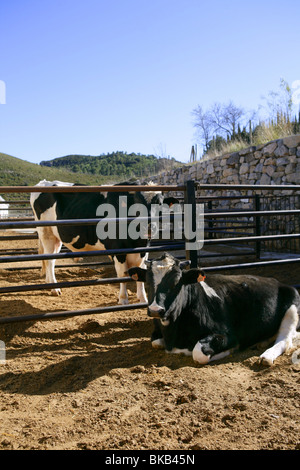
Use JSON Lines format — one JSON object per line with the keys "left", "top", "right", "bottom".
{"left": 30, "top": 180, "right": 177, "bottom": 304}
{"left": 128, "top": 253, "right": 300, "bottom": 366}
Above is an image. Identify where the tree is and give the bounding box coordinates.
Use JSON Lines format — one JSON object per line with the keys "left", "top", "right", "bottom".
{"left": 192, "top": 105, "right": 214, "bottom": 153}
{"left": 192, "top": 101, "right": 248, "bottom": 154}
{"left": 209, "top": 101, "right": 246, "bottom": 139}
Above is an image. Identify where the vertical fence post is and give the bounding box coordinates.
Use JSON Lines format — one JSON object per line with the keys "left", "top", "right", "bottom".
{"left": 208, "top": 200, "right": 213, "bottom": 239}
{"left": 185, "top": 180, "right": 198, "bottom": 268}
{"left": 297, "top": 195, "right": 300, "bottom": 254}
{"left": 255, "top": 194, "right": 261, "bottom": 259}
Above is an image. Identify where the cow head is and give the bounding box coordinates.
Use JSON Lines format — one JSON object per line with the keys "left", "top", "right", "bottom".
{"left": 139, "top": 181, "right": 179, "bottom": 208}
{"left": 128, "top": 253, "right": 205, "bottom": 325}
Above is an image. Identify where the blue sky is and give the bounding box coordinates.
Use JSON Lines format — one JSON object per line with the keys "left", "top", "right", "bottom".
{"left": 1, "top": 0, "right": 299, "bottom": 165}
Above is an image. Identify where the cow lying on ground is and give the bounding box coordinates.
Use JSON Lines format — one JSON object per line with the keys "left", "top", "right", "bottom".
{"left": 30, "top": 180, "right": 177, "bottom": 304}
{"left": 128, "top": 253, "right": 300, "bottom": 366}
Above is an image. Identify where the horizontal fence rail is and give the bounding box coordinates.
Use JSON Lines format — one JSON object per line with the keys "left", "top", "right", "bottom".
{"left": 196, "top": 183, "right": 300, "bottom": 191}
{"left": 0, "top": 303, "right": 149, "bottom": 324}
{"left": 1, "top": 210, "right": 300, "bottom": 230}
{"left": 203, "top": 257, "right": 300, "bottom": 272}
{"left": 0, "top": 276, "right": 133, "bottom": 294}
{"left": 0, "top": 235, "right": 299, "bottom": 265}
{"left": 0, "top": 243, "right": 185, "bottom": 264}
{"left": 0, "top": 185, "right": 186, "bottom": 193}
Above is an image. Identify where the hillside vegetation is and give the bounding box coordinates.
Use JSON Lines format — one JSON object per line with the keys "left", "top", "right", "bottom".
{"left": 0, "top": 151, "right": 181, "bottom": 200}
{"left": 0, "top": 152, "right": 109, "bottom": 187}
{"left": 40, "top": 151, "right": 180, "bottom": 178}
{"left": 0, "top": 152, "right": 112, "bottom": 200}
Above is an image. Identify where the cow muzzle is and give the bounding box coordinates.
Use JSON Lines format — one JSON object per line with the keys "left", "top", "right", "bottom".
{"left": 148, "top": 302, "right": 165, "bottom": 318}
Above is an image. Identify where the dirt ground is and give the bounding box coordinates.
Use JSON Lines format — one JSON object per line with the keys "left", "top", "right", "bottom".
{"left": 0, "top": 233, "right": 299, "bottom": 451}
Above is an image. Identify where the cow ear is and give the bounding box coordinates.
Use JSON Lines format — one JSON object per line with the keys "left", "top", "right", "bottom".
{"left": 128, "top": 267, "right": 147, "bottom": 282}
{"left": 181, "top": 268, "right": 206, "bottom": 285}
{"left": 164, "top": 197, "right": 179, "bottom": 207}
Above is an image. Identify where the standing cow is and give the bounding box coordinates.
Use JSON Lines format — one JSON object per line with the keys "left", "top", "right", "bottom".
{"left": 128, "top": 253, "right": 300, "bottom": 366}
{"left": 30, "top": 180, "right": 177, "bottom": 304}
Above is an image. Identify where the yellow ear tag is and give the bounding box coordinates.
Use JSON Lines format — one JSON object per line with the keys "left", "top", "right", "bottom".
{"left": 197, "top": 274, "right": 206, "bottom": 283}
{"left": 131, "top": 273, "right": 138, "bottom": 281}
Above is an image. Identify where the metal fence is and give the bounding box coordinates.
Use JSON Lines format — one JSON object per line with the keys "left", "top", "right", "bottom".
{"left": 0, "top": 181, "right": 299, "bottom": 324}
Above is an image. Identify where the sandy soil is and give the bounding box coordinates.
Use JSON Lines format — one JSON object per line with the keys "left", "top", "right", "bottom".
{"left": 0, "top": 233, "right": 299, "bottom": 451}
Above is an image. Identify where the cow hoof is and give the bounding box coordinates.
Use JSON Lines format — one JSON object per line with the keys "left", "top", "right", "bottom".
{"left": 259, "top": 356, "right": 274, "bottom": 367}
{"left": 51, "top": 289, "right": 62, "bottom": 296}
{"left": 192, "top": 342, "right": 210, "bottom": 365}
{"left": 119, "top": 298, "right": 129, "bottom": 305}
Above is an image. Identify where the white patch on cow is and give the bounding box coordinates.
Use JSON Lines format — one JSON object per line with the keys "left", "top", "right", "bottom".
{"left": 70, "top": 235, "right": 80, "bottom": 246}
{"left": 142, "top": 190, "right": 161, "bottom": 204}
{"left": 114, "top": 257, "right": 129, "bottom": 305}
{"left": 167, "top": 348, "right": 192, "bottom": 356}
{"left": 127, "top": 253, "right": 148, "bottom": 302}
{"left": 141, "top": 181, "right": 161, "bottom": 204}
{"left": 30, "top": 192, "right": 39, "bottom": 213}
{"left": 151, "top": 255, "right": 175, "bottom": 290}
{"left": 148, "top": 299, "right": 162, "bottom": 312}
{"left": 192, "top": 342, "right": 211, "bottom": 364}
{"left": 35, "top": 179, "right": 75, "bottom": 188}
{"left": 30, "top": 179, "right": 75, "bottom": 209}
{"left": 152, "top": 338, "right": 165, "bottom": 349}
{"left": 35, "top": 203, "right": 60, "bottom": 241}
{"left": 65, "top": 239, "right": 106, "bottom": 252}
{"left": 148, "top": 300, "right": 169, "bottom": 324}
{"left": 200, "top": 281, "right": 220, "bottom": 300}
{"left": 101, "top": 184, "right": 113, "bottom": 198}
{"left": 260, "top": 304, "right": 300, "bottom": 366}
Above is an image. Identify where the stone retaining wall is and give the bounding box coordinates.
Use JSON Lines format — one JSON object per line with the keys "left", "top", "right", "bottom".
{"left": 149, "top": 134, "right": 300, "bottom": 191}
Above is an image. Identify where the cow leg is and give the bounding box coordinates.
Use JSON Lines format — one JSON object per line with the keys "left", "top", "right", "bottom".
{"left": 38, "top": 230, "right": 62, "bottom": 296}
{"left": 192, "top": 334, "right": 233, "bottom": 365}
{"left": 126, "top": 253, "right": 148, "bottom": 303}
{"left": 260, "top": 304, "right": 300, "bottom": 366}
{"left": 136, "top": 280, "right": 147, "bottom": 303}
{"left": 38, "top": 239, "right": 46, "bottom": 278}
{"left": 113, "top": 257, "right": 129, "bottom": 305}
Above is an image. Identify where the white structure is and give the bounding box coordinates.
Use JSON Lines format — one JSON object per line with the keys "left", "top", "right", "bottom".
{"left": 0, "top": 196, "right": 9, "bottom": 218}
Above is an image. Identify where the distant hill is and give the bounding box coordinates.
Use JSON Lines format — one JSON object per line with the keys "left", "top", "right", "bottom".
{"left": 0, "top": 152, "right": 114, "bottom": 199}
{"left": 0, "top": 151, "right": 182, "bottom": 200}
{"left": 40, "top": 151, "right": 181, "bottom": 178}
